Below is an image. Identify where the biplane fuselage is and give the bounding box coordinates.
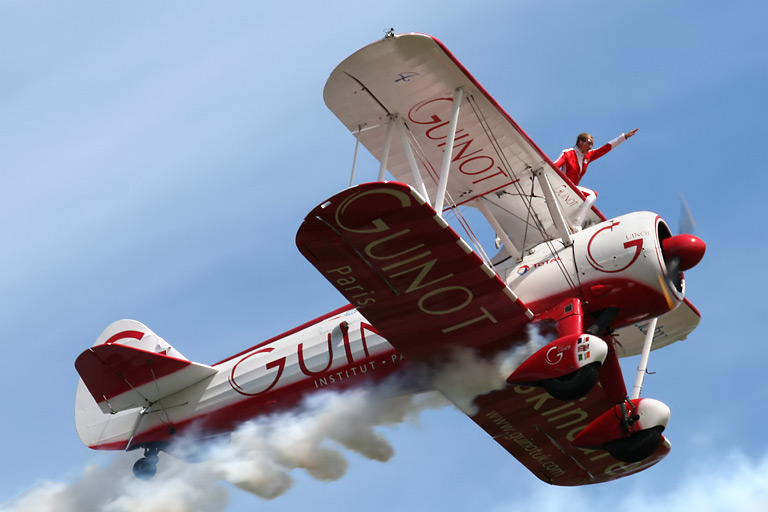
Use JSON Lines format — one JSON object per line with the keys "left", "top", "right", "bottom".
{"left": 75, "top": 33, "right": 705, "bottom": 486}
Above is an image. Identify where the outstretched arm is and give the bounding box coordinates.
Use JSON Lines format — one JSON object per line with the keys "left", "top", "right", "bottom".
{"left": 624, "top": 128, "right": 639, "bottom": 139}
{"left": 589, "top": 128, "right": 638, "bottom": 161}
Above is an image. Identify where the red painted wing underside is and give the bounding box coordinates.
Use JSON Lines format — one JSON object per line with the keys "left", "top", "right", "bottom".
{"left": 471, "top": 384, "right": 669, "bottom": 486}
{"left": 296, "top": 182, "right": 531, "bottom": 361}
{"left": 296, "top": 182, "right": 668, "bottom": 485}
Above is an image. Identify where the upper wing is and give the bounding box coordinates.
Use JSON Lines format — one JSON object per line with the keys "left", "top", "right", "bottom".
{"left": 324, "top": 33, "right": 601, "bottom": 255}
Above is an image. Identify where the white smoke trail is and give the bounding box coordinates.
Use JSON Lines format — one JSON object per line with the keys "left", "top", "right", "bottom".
{"left": 1, "top": 389, "right": 444, "bottom": 512}
{"left": 429, "top": 324, "right": 543, "bottom": 415}
{"left": 186, "top": 386, "right": 446, "bottom": 499}
{"left": 1, "top": 332, "right": 544, "bottom": 511}
{"left": 1, "top": 454, "right": 229, "bottom": 512}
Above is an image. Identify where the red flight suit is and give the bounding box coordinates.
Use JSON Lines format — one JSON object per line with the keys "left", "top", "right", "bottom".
{"left": 553, "top": 134, "right": 627, "bottom": 185}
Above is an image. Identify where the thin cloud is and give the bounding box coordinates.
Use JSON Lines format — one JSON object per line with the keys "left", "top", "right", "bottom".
{"left": 492, "top": 450, "right": 768, "bottom": 512}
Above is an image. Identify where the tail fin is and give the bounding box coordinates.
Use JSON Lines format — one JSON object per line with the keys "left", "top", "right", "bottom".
{"left": 90, "top": 319, "right": 188, "bottom": 360}
{"left": 74, "top": 320, "right": 217, "bottom": 450}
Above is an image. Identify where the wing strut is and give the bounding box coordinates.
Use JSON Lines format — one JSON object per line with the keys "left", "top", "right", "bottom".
{"left": 394, "top": 116, "right": 430, "bottom": 203}
{"left": 533, "top": 167, "right": 573, "bottom": 246}
{"left": 349, "top": 125, "right": 362, "bottom": 187}
{"left": 475, "top": 198, "right": 522, "bottom": 262}
{"left": 631, "top": 317, "right": 658, "bottom": 399}
{"left": 377, "top": 117, "right": 395, "bottom": 181}
{"left": 434, "top": 87, "right": 464, "bottom": 216}
{"left": 372, "top": 115, "right": 431, "bottom": 204}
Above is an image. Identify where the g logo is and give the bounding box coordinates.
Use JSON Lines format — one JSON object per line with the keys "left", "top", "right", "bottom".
{"left": 546, "top": 346, "right": 564, "bottom": 365}
{"left": 586, "top": 221, "right": 643, "bottom": 273}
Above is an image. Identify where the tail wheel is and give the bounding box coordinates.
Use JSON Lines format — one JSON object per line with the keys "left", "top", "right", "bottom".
{"left": 542, "top": 362, "right": 601, "bottom": 401}
{"left": 133, "top": 457, "right": 157, "bottom": 480}
{"left": 133, "top": 449, "right": 160, "bottom": 480}
{"left": 604, "top": 426, "right": 664, "bottom": 463}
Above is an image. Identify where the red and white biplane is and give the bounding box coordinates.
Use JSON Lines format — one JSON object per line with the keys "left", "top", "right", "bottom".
{"left": 74, "top": 33, "right": 706, "bottom": 486}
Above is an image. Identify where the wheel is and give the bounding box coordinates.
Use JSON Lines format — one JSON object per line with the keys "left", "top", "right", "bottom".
{"left": 542, "top": 362, "right": 601, "bottom": 401}
{"left": 133, "top": 456, "right": 158, "bottom": 480}
{"left": 604, "top": 426, "right": 664, "bottom": 463}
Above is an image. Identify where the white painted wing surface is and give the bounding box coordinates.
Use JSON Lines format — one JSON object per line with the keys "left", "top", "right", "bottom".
{"left": 324, "top": 33, "right": 601, "bottom": 255}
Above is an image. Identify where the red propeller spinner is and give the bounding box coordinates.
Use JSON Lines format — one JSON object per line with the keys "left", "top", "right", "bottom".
{"left": 662, "top": 234, "right": 706, "bottom": 271}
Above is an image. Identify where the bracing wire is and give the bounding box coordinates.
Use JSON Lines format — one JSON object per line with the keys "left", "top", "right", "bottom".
{"left": 465, "top": 94, "right": 579, "bottom": 292}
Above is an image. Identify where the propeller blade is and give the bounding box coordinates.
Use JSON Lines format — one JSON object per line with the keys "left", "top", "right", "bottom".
{"left": 678, "top": 195, "right": 696, "bottom": 235}
{"left": 666, "top": 255, "right": 682, "bottom": 291}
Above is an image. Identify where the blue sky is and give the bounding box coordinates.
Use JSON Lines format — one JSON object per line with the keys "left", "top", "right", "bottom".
{"left": 2, "top": 1, "right": 767, "bottom": 510}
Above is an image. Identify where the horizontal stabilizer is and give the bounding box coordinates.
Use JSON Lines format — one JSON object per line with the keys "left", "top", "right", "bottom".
{"left": 75, "top": 344, "right": 217, "bottom": 414}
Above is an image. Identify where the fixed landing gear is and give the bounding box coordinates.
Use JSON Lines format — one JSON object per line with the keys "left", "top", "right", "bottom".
{"left": 573, "top": 395, "right": 671, "bottom": 464}
{"left": 507, "top": 333, "right": 608, "bottom": 401}
{"left": 512, "top": 301, "right": 671, "bottom": 465}
{"left": 566, "top": 310, "right": 671, "bottom": 464}
{"left": 133, "top": 446, "right": 160, "bottom": 480}
{"left": 508, "top": 300, "right": 611, "bottom": 401}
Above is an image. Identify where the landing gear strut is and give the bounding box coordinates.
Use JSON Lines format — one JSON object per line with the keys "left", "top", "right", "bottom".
{"left": 133, "top": 446, "right": 160, "bottom": 480}
{"left": 572, "top": 321, "right": 671, "bottom": 464}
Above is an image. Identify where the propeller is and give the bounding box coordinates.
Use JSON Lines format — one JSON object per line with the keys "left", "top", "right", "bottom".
{"left": 661, "top": 196, "right": 706, "bottom": 293}
{"left": 678, "top": 195, "right": 696, "bottom": 236}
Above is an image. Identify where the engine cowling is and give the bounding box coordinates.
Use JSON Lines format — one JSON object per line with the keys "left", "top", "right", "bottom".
{"left": 573, "top": 212, "right": 705, "bottom": 326}
{"left": 502, "top": 211, "right": 705, "bottom": 331}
